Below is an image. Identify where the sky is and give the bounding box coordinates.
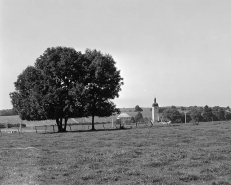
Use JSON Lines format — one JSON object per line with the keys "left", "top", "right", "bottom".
{"left": 0, "top": 0, "right": 231, "bottom": 110}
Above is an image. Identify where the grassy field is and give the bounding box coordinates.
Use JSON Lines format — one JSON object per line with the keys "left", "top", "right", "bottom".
{"left": 0, "top": 121, "right": 231, "bottom": 185}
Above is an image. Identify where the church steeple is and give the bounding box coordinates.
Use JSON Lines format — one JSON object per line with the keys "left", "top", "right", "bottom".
{"left": 152, "top": 97, "right": 158, "bottom": 107}
{"left": 152, "top": 97, "right": 159, "bottom": 123}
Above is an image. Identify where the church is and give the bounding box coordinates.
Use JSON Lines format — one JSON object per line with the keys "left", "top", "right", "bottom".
{"left": 152, "top": 97, "right": 160, "bottom": 123}
{"left": 116, "top": 97, "right": 161, "bottom": 124}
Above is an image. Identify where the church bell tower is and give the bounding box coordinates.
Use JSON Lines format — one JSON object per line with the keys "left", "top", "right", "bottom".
{"left": 152, "top": 97, "right": 159, "bottom": 123}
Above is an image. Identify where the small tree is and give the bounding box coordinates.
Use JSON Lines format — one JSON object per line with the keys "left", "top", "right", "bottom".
{"left": 134, "top": 105, "right": 143, "bottom": 112}
{"left": 135, "top": 112, "right": 143, "bottom": 122}
{"left": 114, "top": 119, "right": 124, "bottom": 129}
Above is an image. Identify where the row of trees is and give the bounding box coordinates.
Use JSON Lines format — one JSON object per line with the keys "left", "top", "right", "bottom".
{"left": 10, "top": 47, "right": 124, "bottom": 132}
{"left": 0, "top": 109, "right": 18, "bottom": 116}
{"left": 162, "top": 105, "right": 231, "bottom": 123}
{"left": 116, "top": 105, "right": 231, "bottom": 125}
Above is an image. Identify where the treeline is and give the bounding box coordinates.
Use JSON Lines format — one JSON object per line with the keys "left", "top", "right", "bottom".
{"left": 117, "top": 105, "right": 231, "bottom": 125}
{"left": 161, "top": 105, "right": 231, "bottom": 123}
{"left": 0, "top": 109, "right": 18, "bottom": 116}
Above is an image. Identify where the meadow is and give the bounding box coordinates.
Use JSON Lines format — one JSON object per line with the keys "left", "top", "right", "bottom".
{"left": 0, "top": 121, "right": 231, "bottom": 185}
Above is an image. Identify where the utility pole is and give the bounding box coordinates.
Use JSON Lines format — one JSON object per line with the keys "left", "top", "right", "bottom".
{"left": 185, "top": 112, "right": 186, "bottom": 124}
{"left": 183, "top": 110, "right": 189, "bottom": 124}
{"left": 20, "top": 120, "right": 22, "bottom": 133}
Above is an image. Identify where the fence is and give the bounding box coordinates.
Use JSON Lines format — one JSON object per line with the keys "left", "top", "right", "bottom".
{"left": 0, "top": 121, "right": 167, "bottom": 134}
{"left": 34, "top": 122, "right": 117, "bottom": 133}
{"left": 0, "top": 122, "right": 116, "bottom": 134}
{"left": 33, "top": 121, "right": 156, "bottom": 133}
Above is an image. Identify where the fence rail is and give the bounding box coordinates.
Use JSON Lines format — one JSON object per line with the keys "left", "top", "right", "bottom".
{"left": 0, "top": 121, "right": 179, "bottom": 134}
{"left": 0, "top": 123, "right": 117, "bottom": 134}
{"left": 34, "top": 123, "right": 117, "bottom": 133}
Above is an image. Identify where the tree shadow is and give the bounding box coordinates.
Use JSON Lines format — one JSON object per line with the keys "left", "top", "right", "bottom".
{"left": 41, "top": 127, "right": 132, "bottom": 134}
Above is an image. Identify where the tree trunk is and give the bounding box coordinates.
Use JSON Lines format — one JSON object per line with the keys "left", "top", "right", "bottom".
{"left": 56, "top": 118, "right": 61, "bottom": 131}
{"left": 91, "top": 115, "right": 96, "bottom": 130}
{"left": 56, "top": 117, "right": 66, "bottom": 132}
{"left": 64, "top": 117, "right": 68, "bottom": 131}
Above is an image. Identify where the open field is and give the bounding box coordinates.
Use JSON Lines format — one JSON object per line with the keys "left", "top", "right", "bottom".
{"left": 0, "top": 121, "right": 231, "bottom": 185}
{"left": 0, "top": 108, "right": 153, "bottom": 127}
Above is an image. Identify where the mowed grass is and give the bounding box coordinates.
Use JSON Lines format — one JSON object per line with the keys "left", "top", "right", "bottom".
{"left": 0, "top": 121, "right": 231, "bottom": 185}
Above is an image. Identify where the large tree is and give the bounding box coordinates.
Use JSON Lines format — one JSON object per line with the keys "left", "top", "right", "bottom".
{"left": 10, "top": 47, "right": 86, "bottom": 132}
{"left": 75, "top": 49, "right": 124, "bottom": 130}
{"left": 10, "top": 47, "right": 123, "bottom": 132}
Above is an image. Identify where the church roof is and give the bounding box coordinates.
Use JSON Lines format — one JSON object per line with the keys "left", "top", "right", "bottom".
{"left": 117, "top": 113, "right": 131, "bottom": 118}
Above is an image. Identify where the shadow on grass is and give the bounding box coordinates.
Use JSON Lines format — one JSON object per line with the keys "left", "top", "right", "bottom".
{"left": 41, "top": 127, "right": 133, "bottom": 134}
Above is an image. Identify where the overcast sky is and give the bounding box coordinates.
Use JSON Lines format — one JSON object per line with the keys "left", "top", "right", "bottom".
{"left": 1, "top": 0, "right": 231, "bottom": 109}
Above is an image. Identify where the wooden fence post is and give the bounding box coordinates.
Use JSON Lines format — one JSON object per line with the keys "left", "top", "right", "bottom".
{"left": 69, "top": 124, "right": 72, "bottom": 131}
{"left": 52, "top": 125, "right": 55, "bottom": 132}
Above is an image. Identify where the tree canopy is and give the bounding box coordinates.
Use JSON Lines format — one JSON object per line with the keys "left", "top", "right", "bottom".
{"left": 10, "top": 47, "right": 123, "bottom": 132}
{"left": 162, "top": 108, "right": 181, "bottom": 123}
{"left": 203, "top": 105, "right": 213, "bottom": 122}
{"left": 190, "top": 109, "right": 203, "bottom": 122}
{"left": 0, "top": 109, "right": 18, "bottom": 116}
{"left": 77, "top": 49, "right": 123, "bottom": 130}
{"left": 134, "top": 105, "right": 143, "bottom": 112}
{"left": 135, "top": 112, "right": 143, "bottom": 122}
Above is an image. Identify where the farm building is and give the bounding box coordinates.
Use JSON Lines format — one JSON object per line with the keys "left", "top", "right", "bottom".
{"left": 117, "top": 113, "right": 131, "bottom": 123}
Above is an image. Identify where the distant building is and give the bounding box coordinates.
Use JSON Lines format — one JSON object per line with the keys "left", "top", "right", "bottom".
{"left": 117, "top": 113, "right": 131, "bottom": 124}
{"left": 116, "top": 98, "right": 161, "bottom": 124}
{"left": 152, "top": 97, "right": 159, "bottom": 123}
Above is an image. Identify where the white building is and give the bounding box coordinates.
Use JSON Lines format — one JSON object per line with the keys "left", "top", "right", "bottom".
{"left": 117, "top": 113, "right": 131, "bottom": 124}
{"left": 152, "top": 97, "right": 159, "bottom": 123}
